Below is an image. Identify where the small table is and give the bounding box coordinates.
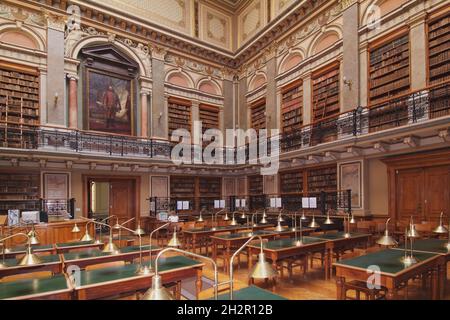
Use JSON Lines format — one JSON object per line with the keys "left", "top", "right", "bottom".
{"left": 211, "top": 230, "right": 279, "bottom": 273}
{"left": 183, "top": 224, "right": 274, "bottom": 253}
{"left": 392, "top": 239, "right": 450, "bottom": 297}
{"left": 73, "top": 256, "right": 204, "bottom": 300}
{"left": 310, "top": 232, "right": 371, "bottom": 277}
{"left": 55, "top": 241, "right": 104, "bottom": 254}
{"left": 214, "top": 285, "right": 287, "bottom": 300}
{"left": 0, "top": 254, "right": 63, "bottom": 278}
{"left": 62, "top": 245, "right": 161, "bottom": 271}
{"left": 334, "top": 249, "right": 445, "bottom": 300}
{"left": 247, "top": 236, "right": 330, "bottom": 284}
{"left": 0, "top": 273, "right": 73, "bottom": 300}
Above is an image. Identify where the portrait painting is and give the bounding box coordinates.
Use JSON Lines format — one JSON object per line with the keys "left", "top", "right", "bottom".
{"left": 43, "top": 173, "right": 70, "bottom": 199}
{"left": 339, "top": 161, "right": 362, "bottom": 208}
{"left": 86, "top": 70, "right": 134, "bottom": 135}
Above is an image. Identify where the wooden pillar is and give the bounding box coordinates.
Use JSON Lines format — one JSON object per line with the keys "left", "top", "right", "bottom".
{"left": 68, "top": 74, "right": 78, "bottom": 129}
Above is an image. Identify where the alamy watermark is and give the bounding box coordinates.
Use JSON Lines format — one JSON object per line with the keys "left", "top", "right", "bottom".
{"left": 170, "top": 121, "right": 280, "bottom": 176}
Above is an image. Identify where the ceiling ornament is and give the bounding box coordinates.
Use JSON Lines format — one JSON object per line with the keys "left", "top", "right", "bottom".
{"left": 0, "top": 3, "right": 46, "bottom": 27}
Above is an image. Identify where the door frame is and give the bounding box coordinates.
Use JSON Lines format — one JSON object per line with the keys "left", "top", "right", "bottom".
{"left": 82, "top": 175, "right": 140, "bottom": 222}
{"left": 383, "top": 148, "right": 450, "bottom": 223}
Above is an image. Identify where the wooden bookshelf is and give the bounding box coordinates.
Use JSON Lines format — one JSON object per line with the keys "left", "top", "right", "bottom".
{"left": 279, "top": 170, "right": 304, "bottom": 194}
{"left": 312, "top": 64, "right": 340, "bottom": 121}
{"left": 168, "top": 98, "right": 191, "bottom": 136}
{"left": 0, "top": 64, "right": 40, "bottom": 148}
{"left": 281, "top": 80, "right": 303, "bottom": 134}
{"left": 248, "top": 175, "right": 263, "bottom": 195}
{"left": 369, "top": 33, "right": 410, "bottom": 104}
{"left": 198, "top": 177, "right": 222, "bottom": 210}
{"left": 0, "top": 172, "right": 40, "bottom": 214}
{"left": 307, "top": 165, "right": 337, "bottom": 193}
{"left": 428, "top": 10, "right": 450, "bottom": 85}
{"left": 199, "top": 104, "right": 220, "bottom": 132}
{"left": 250, "top": 99, "right": 266, "bottom": 132}
{"left": 170, "top": 176, "right": 196, "bottom": 199}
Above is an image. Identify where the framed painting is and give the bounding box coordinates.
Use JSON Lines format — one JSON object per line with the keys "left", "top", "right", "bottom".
{"left": 339, "top": 161, "right": 362, "bottom": 208}
{"left": 43, "top": 172, "right": 70, "bottom": 199}
{"left": 86, "top": 69, "right": 134, "bottom": 136}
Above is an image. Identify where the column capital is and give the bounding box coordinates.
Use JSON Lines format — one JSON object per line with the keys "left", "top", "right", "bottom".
{"left": 67, "top": 73, "right": 79, "bottom": 81}
{"left": 140, "top": 89, "right": 151, "bottom": 96}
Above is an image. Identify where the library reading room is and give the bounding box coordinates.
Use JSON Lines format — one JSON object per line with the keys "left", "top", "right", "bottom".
{"left": 0, "top": 0, "right": 450, "bottom": 304}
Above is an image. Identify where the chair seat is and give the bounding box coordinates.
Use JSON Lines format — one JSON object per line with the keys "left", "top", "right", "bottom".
{"left": 344, "top": 280, "right": 387, "bottom": 300}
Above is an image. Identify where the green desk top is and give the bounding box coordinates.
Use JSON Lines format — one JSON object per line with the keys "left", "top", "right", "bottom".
{"left": 311, "top": 232, "right": 370, "bottom": 241}
{"left": 253, "top": 236, "right": 327, "bottom": 251}
{"left": 3, "top": 254, "right": 61, "bottom": 268}
{"left": 214, "top": 286, "right": 287, "bottom": 300}
{"left": 6, "top": 244, "right": 54, "bottom": 253}
{"left": 76, "top": 255, "right": 202, "bottom": 287}
{"left": 394, "top": 239, "right": 450, "bottom": 255}
{"left": 334, "top": 249, "right": 438, "bottom": 276}
{"left": 63, "top": 245, "right": 160, "bottom": 261}
{"left": 0, "top": 274, "right": 69, "bottom": 300}
{"left": 185, "top": 226, "right": 241, "bottom": 233}
{"left": 56, "top": 241, "right": 96, "bottom": 248}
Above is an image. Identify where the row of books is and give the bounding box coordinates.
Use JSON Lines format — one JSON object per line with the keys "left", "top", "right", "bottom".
{"left": 0, "top": 70, "right": 38, "bottom": 82}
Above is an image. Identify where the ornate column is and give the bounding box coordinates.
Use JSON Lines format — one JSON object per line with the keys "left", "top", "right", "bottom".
{"left": 67, "top": 74, "right": 78, "bottom": 129}
{"left": 140, "top": 90, "right": 150, "bottom": 137}
{"left": 409, "top": 13, "right": 427, "bottom": 90}
{"left": 302, "top": 72, "right": 312, "bottom": 125}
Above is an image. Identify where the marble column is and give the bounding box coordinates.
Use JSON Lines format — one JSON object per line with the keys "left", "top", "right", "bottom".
{"left": 140, "top": 90, "right": 149, "bottom": 137}
{"left": 68, "top": 74, "right": 78, "bottom": 129}
{"left": 342, "top": 1, "right": 360, "bottom": 111}
{"left": 409, "top": 15, "right": 427, "bottom": 90}
{"left": 151, "top": 54, "right": 168, "bottom": 139}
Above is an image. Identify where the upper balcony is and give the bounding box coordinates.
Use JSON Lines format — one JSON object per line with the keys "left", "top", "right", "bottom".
{"left": 0, "top": 81, "right": 449, "bottom": 165}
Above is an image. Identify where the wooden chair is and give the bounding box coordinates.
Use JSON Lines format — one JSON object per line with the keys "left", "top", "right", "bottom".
{"left": 279, "top": 255, "right": 308, "bottom": 281}
{"left": 1, "top": 271, "right": 53, "bottom": 283}
{"left": 343, "top": 280, "right": 387, "bottom": 300}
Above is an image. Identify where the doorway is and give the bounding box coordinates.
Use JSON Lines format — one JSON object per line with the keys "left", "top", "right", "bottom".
{"left": 85, "top": 176, "right": 139, "bottom": 228}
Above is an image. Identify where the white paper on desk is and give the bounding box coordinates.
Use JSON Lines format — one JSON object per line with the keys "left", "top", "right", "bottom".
{"left": 270, "top": 198, "right": 276, "bottom": 208}
{"left": 235, "top": 199, "right": 241, "bottom": 208}
{"left": 220, "top": 200, "right": 226, "bottom": 208}
{"left": 302, "top": 197, "right": 309, "bottom": 208}
{"left": 276, "top": 198, "right": 282, "bottom": 208}
{"left": 241, "top": 199, "right": 246, "bottom": 207}
{"left": 183, "top": 201, "right": 190, "bottom": 210}
{"left": 214, "top": 200, "right": 220, "bottom": 209}
{"left": 177, "top": 201, "right": 183, "bottom": 210}
{"left": 309, "top": 197, "right": 317, "bottom": 209}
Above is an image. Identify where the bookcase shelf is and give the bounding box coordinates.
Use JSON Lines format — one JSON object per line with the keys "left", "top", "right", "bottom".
{"left": 170, "top": 176, "right": 196, "bottom": 198}
{"left": 312, "top": 64, "right": 340, "bottom": 121}
{"left": 428, "top": 11, "right": 450, "bottom": 84}
{"left": 248, "top": 175, "right": 263, "bottom": 195}
{"left": 306, "top": 165, "right": 337, "bottom": 193}
{"left": 0, "top": 65, "right": 40, "bottom": 149}
{"left": 281, "top": 81, "right": 303, "bottom": 133}
{"left": 279, "top": 170, "right": 303, "bottom": 194}
{"left": 250, "top": 100, "right": 266, "bottom": 132}
{"left": 0, "top": 172, "right": 40, "bottom": 214}
{"left": 168, "top": 98, "right": 191, "bottom": 136}
{"left": 369, "top": 33, "right": 410, "bottom": 104}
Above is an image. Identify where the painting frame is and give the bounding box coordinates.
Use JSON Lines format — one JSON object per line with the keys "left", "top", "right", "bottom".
{"left": 42, "top": 172, "right": 70, "bottom": 200}
{"left": 84, "top": 67, "right": 135, "bottom": 136}
{"left": 338, "top": 161, "right": 362, "bottom": 209}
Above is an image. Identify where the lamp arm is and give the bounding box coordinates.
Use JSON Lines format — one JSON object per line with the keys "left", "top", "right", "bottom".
{"left": 148, "top": 222, "right": 170, "bottom": 268}
{"left": 1, "top": 232, "right": 30, "bottom": 264}
{"left": 153, "top": 247, "right": 219, "bottom": 300}
{"left": 118, "top": 225, "right": 144, "bottom": 267}
{"left": 229, "top": 235, "right": 263, "bottom": 300}
{"left": 121, "top": 217, "right": 135, "bottom": 226}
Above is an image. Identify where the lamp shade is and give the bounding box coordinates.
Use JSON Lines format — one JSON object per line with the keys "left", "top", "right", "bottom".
{"left": 250, "top": 253, "right": 277, "bottom": 279}
{"left": 308, "top": 217, "right": 320, "bottom": 228}
{"left": 102, "top": 235, "right": 120, "bottom": 254}
{"left": 223, "top": 213, "right": 230, "bottom": 221}
{"left": 350, "top": 215, "right": 356, "bottom": 224}
{"left": 18, "top": 245, "right": 42, "bottom": 266}
{"left": 167, "top": 229, "right": 181, "bottom": 247}
{"left": 433, "top": 212, "right": 447, "bottom": 234}
{"left": 134, "top": 225, "right": 145, "bottom": 236}
{"left": 260, "top": 216, "right": 268, "bottom": 224}
{"left": 274, "top": 221, "right": 284, "bottom": 232}
{"left": 324, "top": 214, "right": 334, "bottom": 225}
{"left": 376, "top": 230, "right": 397, "bottom": 246}
{"left": 407, "top": 217, "right": 420, "bottom": 238}
{"left": 80, "top": 232, "right": 94, "bottom": 242}
{"left": 71, "top": 223, "right": 81, "bottom": 233}
{"left": 230, "top": 217, "right": 238, "bottom": 226}
{"left": 240, "top": 212, "right": 246, "bottom": 219}
{"left": 141, "top": 275, "right": 175, "bottom": 300}
{"left": 197, "top": 214, "right": 204, "bottom": 222}
{"left": 28, "top": 232, "right": 40, "bottom": 245}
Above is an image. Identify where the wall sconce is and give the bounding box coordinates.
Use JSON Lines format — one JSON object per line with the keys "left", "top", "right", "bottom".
{"left": 343, "top": 77, "right": 353, "bottom": 91}
{"left": 158, "top": 112, "right": 163, "bottom": 122}
{"left": 54, "top": 92, "right": 59, "bottom": 106}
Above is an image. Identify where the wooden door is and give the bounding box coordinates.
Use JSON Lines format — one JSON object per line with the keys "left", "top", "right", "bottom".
{"left": 109, "top": 180, "right": 135, "bottom": 227}
{"left": 396, "top": 168, "right": 424, "bottom": 221}
{"left": 424, "top": 166, "right": 450, "bottom": 218}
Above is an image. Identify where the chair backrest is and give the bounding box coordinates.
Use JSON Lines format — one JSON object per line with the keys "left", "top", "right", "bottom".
{"left": 85, "top": 260, "right": 125, "bottom": 271}
{"left": 1, "top": 271, "right": 53, "bottom": 283}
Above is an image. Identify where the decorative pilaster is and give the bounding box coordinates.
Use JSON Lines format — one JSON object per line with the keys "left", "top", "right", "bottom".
{"left": 140, "top": 90, "right": 150, "bottom": 137}
{"left": 302, "top": 72, "right": 312, "bottom": 125}
{"left": 67, "top": 74, "right": 79, "bottom": 129}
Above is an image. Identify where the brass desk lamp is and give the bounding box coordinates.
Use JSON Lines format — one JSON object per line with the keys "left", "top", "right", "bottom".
{"left": 0, "top": 232, "right": 42, "bottom": 268}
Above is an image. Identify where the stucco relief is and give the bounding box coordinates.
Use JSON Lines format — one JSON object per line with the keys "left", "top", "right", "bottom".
{"left": 0, "top": 4, "right": 46, "bottom": 27}
{"left": 165, "top": 53, "right": 223, "bottom": 80}
{"left": 199, "top": 4, "right": 231, "bottom": 50}
{"left": 90, "top": 0, "right": 192, "bottom": 35}
{"left": 239, "top": 0, "right": 267, "bottom": 45}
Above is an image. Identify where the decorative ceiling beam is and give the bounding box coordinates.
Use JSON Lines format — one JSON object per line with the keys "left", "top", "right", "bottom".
{"left": 403, "top": 136, "right": 420, "bottom": 148}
